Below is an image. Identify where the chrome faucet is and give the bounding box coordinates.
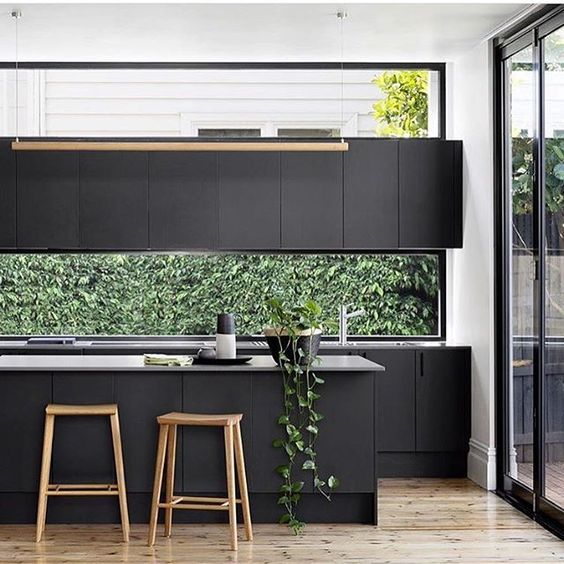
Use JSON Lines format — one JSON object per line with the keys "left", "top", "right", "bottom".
{"left": 339, "top": 304, "right": 366, "bottom": 345}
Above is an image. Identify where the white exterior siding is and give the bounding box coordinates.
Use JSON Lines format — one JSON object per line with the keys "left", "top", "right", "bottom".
{"left": 0, "top": 68, "right": 440, "bottom": 137}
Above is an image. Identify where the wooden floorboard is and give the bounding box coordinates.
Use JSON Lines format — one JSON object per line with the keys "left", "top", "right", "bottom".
{"left": 0, "top": 479, "right": 563, "bottom": 563}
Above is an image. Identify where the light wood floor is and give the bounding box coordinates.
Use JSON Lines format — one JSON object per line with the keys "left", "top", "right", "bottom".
{"left": 1, "top": 479, "right": 563, "bottom": 563}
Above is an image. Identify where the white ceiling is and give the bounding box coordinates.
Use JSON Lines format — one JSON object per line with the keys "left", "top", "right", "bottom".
{"left": 0, "top": 3, "right": 535, "bottom": 63}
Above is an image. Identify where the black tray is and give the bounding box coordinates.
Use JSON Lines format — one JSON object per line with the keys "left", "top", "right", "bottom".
{"left": 193, "top": 355, "right": 252, "bottom": 365}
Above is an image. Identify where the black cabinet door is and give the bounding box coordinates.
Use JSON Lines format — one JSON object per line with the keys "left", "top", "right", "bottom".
{"left": 51, "top": 373, "right": 115, "bottom": 484}
{"left": 183, "top": 372, "right": 252, "bottom": 493}
{"left": 0, "top": 139, "right": 16, "bottom": 247}
{"left": 116, "top": 373, "right": 182, "bottom": 492}
{"left": 219, "top": 152, "right": 280, "bottom": 249}
{"left": 366, "top": 350, "right": 416, "bottom": 452}
{"left": 344, "top": 140, "right": 399, "bottom": 249}
{"left": 281, "top": 152, "right": 343, "bottom": 249}
{"left": 251, "top": 372, "right": 312, "bottom": 493}
{"left": 399, "top": 140, "right": 460, "bottom": 248}
{"left": 415, "top": 349, "right": 471, "bottom": 452}
{"left": 315, "top": 371, "right": 375, "bottom": 493}
{"left": 17, "top": 152, "right": 79, "bottom": 249}
{"left": 79, "top": 152, "right": 148, "bottom": 249}
{"left": 0, "top": 373, "right": 51, "bottom": 491}
{"left": 149, "top": 152, "right": 218, "bottom": 250}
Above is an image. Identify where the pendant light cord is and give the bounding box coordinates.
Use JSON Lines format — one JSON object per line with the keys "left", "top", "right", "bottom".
{"left": 338, "top": 11, "right": 347, "bottom": 143}
{"left": 12, "top": 11, "right": 21, "bottom": 142}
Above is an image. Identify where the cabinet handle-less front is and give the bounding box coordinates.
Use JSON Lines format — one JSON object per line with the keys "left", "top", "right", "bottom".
{"left": 420, "top": 352, "right": 424, "bottom": 377}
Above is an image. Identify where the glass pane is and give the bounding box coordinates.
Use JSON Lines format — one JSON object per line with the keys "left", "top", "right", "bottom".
{"left": 508, "top": 45, "right": 535, "bottom": 488}
{"left": 0, "top": 68, "right": 440, "bottom": 138}
{"left": 197, "top": 128, "right": 261, "bottom": 138}
{"left": 544, "top": 25, "right": 564, "bottom": 508}
{"left": 0, "top": 254, "right": 440, "bottom": 337}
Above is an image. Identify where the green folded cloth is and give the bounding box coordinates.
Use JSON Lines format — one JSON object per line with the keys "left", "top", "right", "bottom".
{"left": 143, "top": 354, "right": 193, "bottom": 367}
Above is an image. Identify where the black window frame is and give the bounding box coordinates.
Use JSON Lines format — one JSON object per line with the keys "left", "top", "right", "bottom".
{"left": 494, "top": 3, "right": 564, "bottom": 541}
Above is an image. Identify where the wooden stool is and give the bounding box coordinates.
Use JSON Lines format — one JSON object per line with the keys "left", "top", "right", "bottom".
{"left": 36, "top": 404, "right": 130, "bottom": 543}
{"left": 147, "top": 412, "right": 253, "bottom": 550}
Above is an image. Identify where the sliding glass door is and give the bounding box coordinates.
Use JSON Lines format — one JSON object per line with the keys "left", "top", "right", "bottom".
{"left": 540, "top": 22, "right": 564, "bottom": 524}
{"left": 499, "top": 7, "right": 564, "bottom": 533}
{"left": 506, "top": 43, "right": 536, "bottom": 498}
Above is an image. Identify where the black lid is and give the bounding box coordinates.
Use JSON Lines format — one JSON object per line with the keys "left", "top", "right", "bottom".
{"left": 217, "top": 313, "right": 235, "bottom": 334}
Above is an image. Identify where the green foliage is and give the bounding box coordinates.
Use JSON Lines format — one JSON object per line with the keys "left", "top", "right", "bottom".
{"left": 512, "top": 137, "right": 564, "bottom": 216}
{"left": 372, "top": 70, "right": 429, "bottom": 137}
{"left": 266, "top": 298, "right": 337, "bottom": 535}
{"left": 0, "top": 254, "right": 439, "bottom": 336}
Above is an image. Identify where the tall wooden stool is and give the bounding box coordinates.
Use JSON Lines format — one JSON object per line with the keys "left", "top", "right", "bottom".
{"left": 36, "top": 404, "right": 130, "bottom": 543}
{"left": 147, "top": 412, "right": 253, "bottom": 550}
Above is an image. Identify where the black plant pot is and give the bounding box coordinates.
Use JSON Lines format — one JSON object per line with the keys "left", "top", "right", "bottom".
{"left": 266, "top": 332, "right": 322, "bottom": 365}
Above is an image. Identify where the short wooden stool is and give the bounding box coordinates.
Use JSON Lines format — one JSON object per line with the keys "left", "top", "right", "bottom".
{"left": 147, "top": 412, "right": 253, "bottom": 550}
{"left": 36, "top": 404, "right": 130, "bottom": 543}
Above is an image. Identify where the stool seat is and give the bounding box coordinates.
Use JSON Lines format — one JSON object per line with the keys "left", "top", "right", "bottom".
{"left": 46, "top": 404, "right": 118, "bottom": 416}
{"left": 157, "top": 412, "right": 243, "bottom": 427}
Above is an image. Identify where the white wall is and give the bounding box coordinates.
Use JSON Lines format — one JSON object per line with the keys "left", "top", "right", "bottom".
{"left": 448, "top": 40, "right": 496, "bottom": 489}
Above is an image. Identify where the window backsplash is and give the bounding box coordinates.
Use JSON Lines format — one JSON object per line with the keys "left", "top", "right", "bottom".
{"left": 0, "top": 254, "right": 440, "bottom": 337}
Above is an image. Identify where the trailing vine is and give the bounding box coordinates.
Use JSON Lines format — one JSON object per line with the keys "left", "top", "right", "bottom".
{"left": 265, "top": 298, "right": 339, "bottom": 535}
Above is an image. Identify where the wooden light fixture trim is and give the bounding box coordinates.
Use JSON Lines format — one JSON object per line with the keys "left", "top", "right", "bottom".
{"left": 11, "top": 141, "right": 349, "bottom": 152}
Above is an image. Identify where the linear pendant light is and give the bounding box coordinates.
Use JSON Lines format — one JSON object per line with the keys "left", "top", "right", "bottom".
{"left": 11, "top": 141, "right": 349, "bottom": 152}
{"left": 10, "top": 10, "right": 349, "bottom": 153}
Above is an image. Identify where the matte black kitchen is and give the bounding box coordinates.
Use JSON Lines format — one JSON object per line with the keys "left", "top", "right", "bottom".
{"left": 0, "top": 2, "right": 563, "bottom": 563}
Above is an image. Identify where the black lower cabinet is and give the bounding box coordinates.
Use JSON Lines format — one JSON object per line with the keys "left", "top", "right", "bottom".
{"left": 415, "top": 349, "right": 471, "bottom": 452}
{"left": 116, "top": 373, "right": 183, "bottom": 493}
{"left": 315, "top": 372, "right": 375, "bottom": 493}
{"left": 51, "top": 373, "right": 115, "bottom": 485}
{"left": 182, "top": 373, "right": 252, "bottom": 493}
{"left": 367, "top": 347, "right": 471, "bottom": 477}
{"left": 251, "top": 372, "right": 312, "bottom": 493}
{"left": 0, "top": 373, "right": 51, "bottom": 492}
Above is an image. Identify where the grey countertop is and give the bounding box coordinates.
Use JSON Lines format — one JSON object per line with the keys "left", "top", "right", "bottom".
{"left": 0, "top": 354, "right": 385, "bottom": 372}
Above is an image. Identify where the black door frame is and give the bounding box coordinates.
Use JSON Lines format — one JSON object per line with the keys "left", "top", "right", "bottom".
{"left": 495, "top": 4, "right": 564, "bottom": 539}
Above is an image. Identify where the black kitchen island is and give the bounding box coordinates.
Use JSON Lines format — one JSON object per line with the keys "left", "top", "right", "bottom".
{"left": 0, "top": 355, "right": 383, "bottom": 525}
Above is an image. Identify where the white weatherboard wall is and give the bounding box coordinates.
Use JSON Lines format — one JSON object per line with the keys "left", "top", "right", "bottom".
{"left": 448, "top": 41, "right": 496, "bottom": 490}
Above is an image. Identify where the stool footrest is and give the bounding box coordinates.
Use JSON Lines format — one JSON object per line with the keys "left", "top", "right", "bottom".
{"left": 158, "top": 495, "right": 242, "bottom": 511}
{"left": 47, "top": 484, "right": 119, "bottom": 496}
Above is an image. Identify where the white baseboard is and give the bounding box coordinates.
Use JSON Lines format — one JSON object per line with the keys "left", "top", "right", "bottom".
{"left": 467, "top": 438, "right": 496, "bottom": 490}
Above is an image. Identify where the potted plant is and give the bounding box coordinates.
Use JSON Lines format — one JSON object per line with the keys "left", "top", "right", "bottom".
{"left": 264, "top": 298, "right": 339, "bottom": 535}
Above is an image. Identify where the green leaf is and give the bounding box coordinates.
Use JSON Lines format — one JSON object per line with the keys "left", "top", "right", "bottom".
{"left": 306, "top": 424, "right": 318, "bottom": 435}
{"left": 290, "top": 481, "right": 304, "bottom": 493}
{"left": 328, "top": 475, "right": 340, "bottom": 489}
{"left": 276, "top": 464, "right": 290, "bottom": 478}
{"left": 279, "top": 513, "right": 291, "bottom": 524}
{"left": 302, "top": 460, "right": 316, "bottom": 470}
{"left": 277, "top": 415, "right": 290, "bottom": 425}
{"left": 272, "top": 438, "right": 284, "bottom": 448}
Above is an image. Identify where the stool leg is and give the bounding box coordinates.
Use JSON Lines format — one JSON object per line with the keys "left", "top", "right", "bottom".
{"left": 234, "top": 421, "right": 253, "bottom": 542}
{"left": 110, "top": 411, "right": 130, "bottom": 543}
{"left": 164, "top": 424, "right": 177, "bottom": 538}
{"left": 148, "top": 424, "right": 169, "bottom": 547}
{"left": 36, "top": 413, "right": 55, "bottom": 542}
{"left": 224, "top": 424, "right": 238, "bottom": 551}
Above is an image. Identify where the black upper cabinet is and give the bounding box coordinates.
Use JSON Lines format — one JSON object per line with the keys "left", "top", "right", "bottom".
{"left": 79, "top": 152, "right": 148, "bottom": 249}
{"left": 366, "top": 350, "right": 416, "bottom": 452}
{"left": 219, "top": 152, "right": 280, "bottom": 250}
{"left": 399, "top": 140, "right": 462, "bottom": 248}
{"left": 149, "top": 152, "right": 218, "bottom": 250}
{"left": 344, "top": 140, "right": 399, "bottom": 249}
{"left": 17, "top": 152, "right": 79, "bottom": 249}
{"left": 0, "top": 140, "right": 16, "bottom": 247}
{"left": 281, "top": 152, "right": 343, "bottom": 249}
{"left": 415, "top": 349, "right": 471, "bottom": 452}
